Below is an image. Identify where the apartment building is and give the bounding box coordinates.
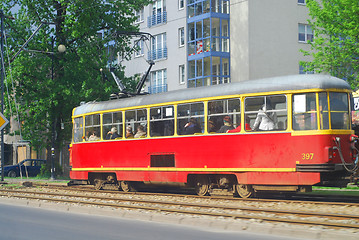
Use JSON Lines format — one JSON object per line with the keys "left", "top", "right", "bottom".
{"left": 121, "top": 0, "right": 313, "bottom": 93}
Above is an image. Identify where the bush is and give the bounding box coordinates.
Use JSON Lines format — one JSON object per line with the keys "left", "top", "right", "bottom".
{"left": 38, "top": 162, "right": 63, "bottom": 178}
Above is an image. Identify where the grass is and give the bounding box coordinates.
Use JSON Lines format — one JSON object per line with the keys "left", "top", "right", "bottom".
{"left": 309, "top": 184, "right": 359, "bottom": 196}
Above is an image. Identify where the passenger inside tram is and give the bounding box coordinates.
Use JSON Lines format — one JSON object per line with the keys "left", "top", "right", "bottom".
{"left": 126, "top": 125, "right": 134, "bottom": 138}
{"left": 88, "top": 130, "right": 100, "bottom": 141}
{"left": 106, "top": 127, "right": 120, "bottom": 140}
{"left": 183, "top": 118, "right": 202, "bottom": 135}
{"left": 134, "top": 125, "right": 146, "bottom": 138}
{"left": 252, "top": 100, "right": 277, "bottom": 131}
{"left": 216, "top": 116, "right": 234, "bottom": 133}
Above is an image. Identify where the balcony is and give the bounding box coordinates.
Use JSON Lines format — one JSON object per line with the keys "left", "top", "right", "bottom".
{"left": 147, "top": 11, "right": 167, "bottom": 28}
{"left": 148, "top": 47, "right": 168, "bottom": 61}
{"left": 148, "top": 84, "right": 168, "bottom": 94}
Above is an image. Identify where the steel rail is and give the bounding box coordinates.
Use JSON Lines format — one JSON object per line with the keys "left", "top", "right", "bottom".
{"left": 0, "top": 189, "right": 358, "bottom": 230}
{"left": 39, "top": 184, "right": 359, "bottom": 207}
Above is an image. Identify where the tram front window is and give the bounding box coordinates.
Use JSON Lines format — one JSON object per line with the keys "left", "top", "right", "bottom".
{"left": 330, "top": 92, "right": 350, "bottom": 129}
{"left": 292, "top": 92, "right": 350, "bottom": 131}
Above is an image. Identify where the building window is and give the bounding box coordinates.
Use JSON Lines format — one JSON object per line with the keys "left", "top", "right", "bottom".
{"left": 134, "top": 39, "right": 144, "bottom": 57}
{"left": 134, "top": 8, "right": 144, "bottom": 23}
{"left": 299, "top": 64, "right": 314, "bottom": 74}
{"left": 148, "top": 0, "right": 167, "bottom": 27}
{"left": 188, "top": 56, "right": 230, "bottom": 88}
{"left": 179, "top": 65, "right": 185, "bottom": 84}
{"left": 149, "top": 69, "right": 167, "bottom": 94}
{"left": 298, "top": 0, "right": 306, "bottom": 5}
{"left": 179, "top": 0, "right": 184, "bottom": 10}
{"left": 188, "top": 18, "right": 229, "bottom": 56}
{"left": 222, "top": 0, "right": 229, "bottom": 13}
{"left": 187, "top": 1, "right": 230, "bottom": 88}
{"left": 179, "top": 27, "right": 185, "bottom": 47}
{"left": 149, "top": 33, "right": 167, "bottom": 61}
{"left": 298, "top": 24, "right": 313, "bottom": 43}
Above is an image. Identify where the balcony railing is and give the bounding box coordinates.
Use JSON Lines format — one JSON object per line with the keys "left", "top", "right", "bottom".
{"left": 148, "top": 84, "right": 168, "bottom": 94}
{"left": 148, "top": 47, "right": 168, "bottom": 61}
{"left": 147, "top": 11, "right": 167, "bottom": 28}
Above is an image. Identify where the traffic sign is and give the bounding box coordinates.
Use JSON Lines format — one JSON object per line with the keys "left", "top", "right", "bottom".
{"left": 0, "top": 112, "right": 9, "bottom": 131}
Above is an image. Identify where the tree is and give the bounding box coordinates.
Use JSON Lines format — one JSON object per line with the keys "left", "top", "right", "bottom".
{"left": 0, "top": 0, "right": 151, "bottom": 156}
{"left": 302, "top": 0, "right": 359, "bottom": 89}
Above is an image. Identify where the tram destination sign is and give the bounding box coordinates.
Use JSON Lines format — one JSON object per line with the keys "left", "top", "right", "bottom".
{"left": 0, "top": 112, "right": 9, "bottom": 131}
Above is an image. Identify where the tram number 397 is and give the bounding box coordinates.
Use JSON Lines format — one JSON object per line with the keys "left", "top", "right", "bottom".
{"left": 302, "top": 153, "right": 314, "bottom": 160}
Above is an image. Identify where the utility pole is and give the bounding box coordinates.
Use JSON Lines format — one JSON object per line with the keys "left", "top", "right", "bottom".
{"left": 0, "top": 10, "right": 5, "bottom": 182}
{"left": 50, "top": 37, "right": 55, "bottom": 180}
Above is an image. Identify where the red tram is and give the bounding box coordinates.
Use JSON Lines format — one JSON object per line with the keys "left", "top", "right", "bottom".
{"left": 69, "top": 75, "right": 358, "bottom": 197}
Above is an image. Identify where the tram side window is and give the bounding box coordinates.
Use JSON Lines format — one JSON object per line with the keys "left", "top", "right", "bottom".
{"left": 150, "top": 106, "right": 174, "bottom": 137}
{"left": 73, "top": 117, "right": 84, "bottom": 143}
{"left": 177, "top": 102, "right": 204, "bottom": 135}
{"left": 245, "top": 95, "right": 287, "bottom": 131}
{"left": 330, "top": 92, "right": 349, "bottom": 129}
{"left": 85, "top": 114, "right": 101, "bottom": 141}
{"left": 125, "top": 109, "right": 147, "bottom": 138}
{"left": 292, "top": 93, "right": 317, "bottom": 130}
{"left": 208, "top": 98, "right": 240, "bottom": 133}
{"left": 103, "top": 111, "right": 123, "bottom": 140}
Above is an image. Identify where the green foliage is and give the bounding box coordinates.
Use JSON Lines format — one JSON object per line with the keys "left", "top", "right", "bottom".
{"left": 302, "top": 0, "right": 359, "bottom": 89}
{"left": 38, "top": 161, "right": 63, "bottom": 178}
{"left": 0, "top": 0, "right": 151, "bottom": 152}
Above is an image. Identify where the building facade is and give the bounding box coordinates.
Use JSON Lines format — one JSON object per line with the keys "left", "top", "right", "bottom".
{"left": 121, "top": 0, "right": 313, "bottom": 93}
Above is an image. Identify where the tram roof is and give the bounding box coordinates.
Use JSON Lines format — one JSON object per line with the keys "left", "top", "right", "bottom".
{"left": 73, "top": 74, "right": 351, "bottom": 116}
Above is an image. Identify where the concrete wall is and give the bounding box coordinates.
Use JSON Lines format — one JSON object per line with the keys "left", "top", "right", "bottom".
{"left": 231, "top": 0, "right": 313, "bottom": 82}
{"left": 230, "top": 0, "right": 250, "bottom": 82}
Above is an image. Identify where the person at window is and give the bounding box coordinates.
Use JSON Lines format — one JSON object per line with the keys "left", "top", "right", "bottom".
{"left": 293, "top": 114, "right": 307, "bottom": 130}
{"left": 106, "top": 127, "right": 120, "bottom": 139}
{"left": 183, "top": 118, "right": 202, "bottom": 135}
{"left": 126, "top": 125, "right": 134, "bottom": 138}
{"left": 208, "top": 118, "right": 217, "bottom": 133}
{"left": 134, "top": 125, "right": 146, "bottom": 138}
{"left": 83, "top": 130, "right": 91, "bottom": 141}
{"left": 217, "top": 116, "right": 234, "bottom": 133}
{"left": 227, "top": 116, "right": 251, "bottom": 133}
{"left": 88, "top": 130, "right": 100, "bottom": 141}
{"left": 252, "top": 101, "right": 277, "bottom": 131}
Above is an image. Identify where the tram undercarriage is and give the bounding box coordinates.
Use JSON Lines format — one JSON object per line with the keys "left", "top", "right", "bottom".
{"left": 83, "top": 172, "right": 325, "bottom": 199}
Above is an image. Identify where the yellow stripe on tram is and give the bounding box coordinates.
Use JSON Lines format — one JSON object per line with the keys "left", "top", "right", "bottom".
{"left": 71, "top": 167, "right": 297, "bottom": 172}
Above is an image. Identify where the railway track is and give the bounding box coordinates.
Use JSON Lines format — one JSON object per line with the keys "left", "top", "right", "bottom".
{"left": 0, "top": 187, "right": 358, "bottom": 231}
{"left": 39, "top": 183, "right": 359, "bottom": 208}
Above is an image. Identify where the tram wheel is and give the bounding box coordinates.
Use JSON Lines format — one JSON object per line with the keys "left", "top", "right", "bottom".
{"left": 120, "top": 181, "right": 136, "bottom": 192}
{"left": 235, "top": 184, "right": 254, "bottom": 198}
{"left": 195, "top": 176, "right": 210, "bottom": 196}
{"left": 94, "top": 179, "right": 105, "bottom": 190}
